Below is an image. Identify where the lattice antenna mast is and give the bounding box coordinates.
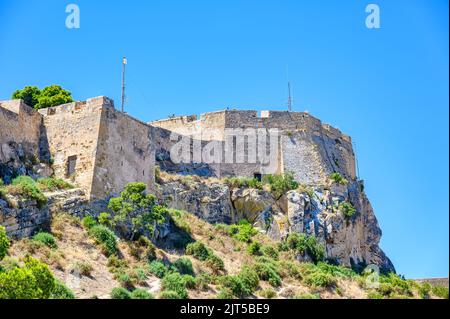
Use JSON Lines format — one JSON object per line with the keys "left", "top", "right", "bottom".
{"left": 121, "top": 57, "right": 127, "bottom": 113}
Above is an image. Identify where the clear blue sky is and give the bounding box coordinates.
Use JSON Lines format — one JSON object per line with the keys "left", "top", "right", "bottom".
{"left": 0, "top": 0, "right": 448, "bottom": 279}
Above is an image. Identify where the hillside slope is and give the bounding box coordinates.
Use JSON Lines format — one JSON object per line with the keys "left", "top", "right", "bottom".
{"left": 4, "top": 208, "right": 446, "bottom": 299}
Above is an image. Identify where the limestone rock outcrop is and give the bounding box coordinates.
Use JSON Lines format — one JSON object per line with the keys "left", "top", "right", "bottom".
{"left": 159, "top": 179, "right": 234, "bottom": 224}
{"left": 158, "top": 177, "right": 395, "bottom": 273}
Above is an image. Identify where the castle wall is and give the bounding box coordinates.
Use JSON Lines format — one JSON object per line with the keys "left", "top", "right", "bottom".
{"left": 150, "top": 109, "right": 356, "bottom": 182}
{"left": 0, "top": 100, "right": 42, "bottom": 160}
{"left": 91, "top": 103, "right": 155, "bottom": 199}
{"left": 39, "top": 96, "right": 156, "bottom": 200}
{"left": 39, "top": 98, "right": 104, "bottom": 198}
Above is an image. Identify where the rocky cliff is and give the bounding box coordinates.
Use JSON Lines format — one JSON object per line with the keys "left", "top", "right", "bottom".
{"left": 157, "top": 174, "right": 394, "bottom": 273}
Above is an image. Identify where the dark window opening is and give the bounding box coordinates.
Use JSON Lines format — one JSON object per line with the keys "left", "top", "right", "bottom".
{"left": 66, "top": 155, "right": 77, "bottom": 177}
{"left": 253, "top": 173, "right": 262, "bottom": 182}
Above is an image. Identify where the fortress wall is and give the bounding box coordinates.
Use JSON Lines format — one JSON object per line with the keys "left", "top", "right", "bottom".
{"left": 0, "top": 100, "right": 42, "bottom": 159}
{"left": 40, "top": 98, "right": 104, "bottom": 198}
{"left": 150, "top": 115, "right": 200, "bottom": 137}
{"left": 223, "top": 110, "right": 258, "bottom": 129}
{"left": 152, "top": 109, "right": 355, "bottom": 183}
{"left": 281, "top": 126, "right": 356, "bottom": 185}
{"left": 91, "top": 102, "right": 155, "bottom": 199}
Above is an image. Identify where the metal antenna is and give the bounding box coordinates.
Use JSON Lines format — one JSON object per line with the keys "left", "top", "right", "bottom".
{"left": 286, "top": 65, "right": 293, "bottom": 112}
{"left": 288, "top": 81, "right": 293, "bottom": 112}
{"left": 121, "top": 57, "right": 127, "bottom": 113}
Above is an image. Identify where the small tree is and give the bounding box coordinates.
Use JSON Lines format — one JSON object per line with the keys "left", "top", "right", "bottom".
{"left": 12, "top": 86, "right": 41, "bottom": 108}
{"left": 35, "top": 85, "right": 73, "bottom": 109}
{"left": 12, "top": 85, "right": 73, "bottom": 109}
{"left": 108, "top": 182, "right": 167, "bottom": 240}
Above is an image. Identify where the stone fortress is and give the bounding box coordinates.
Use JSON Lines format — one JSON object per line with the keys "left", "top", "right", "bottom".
{"left": 0, "top": 96, "right": 357, "bottom": 200}
{"left": 1, "top": 96, "right": 394, "bottom": 272}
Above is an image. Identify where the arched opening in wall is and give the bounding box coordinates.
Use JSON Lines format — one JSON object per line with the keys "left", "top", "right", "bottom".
{"left": 66, "top": 155, "right": 77, "bottom": 178}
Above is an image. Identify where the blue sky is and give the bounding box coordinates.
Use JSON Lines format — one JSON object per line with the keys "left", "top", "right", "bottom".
{"left": 0, "top": 0, "right": 448, "bottom": 279}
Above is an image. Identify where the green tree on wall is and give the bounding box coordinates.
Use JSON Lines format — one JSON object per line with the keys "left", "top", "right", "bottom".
{"left": 12, "top": 85, "right": 73, "bottom": 110}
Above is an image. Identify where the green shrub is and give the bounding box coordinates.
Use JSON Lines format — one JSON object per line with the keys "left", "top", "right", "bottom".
{"left": 247, "top": 241, "right": 262, "bottom": 256}
{"left": 223, "top": 177, "right": 262, "bottom": 189}
{"left": 238, "top": 266, "right": 260, "bottom": 292}
{"left": 159, "top": 290, "right": 182, "bottom": 299}
{"left": 432, "top": 285, "right": 449, "bottom": 299}
{"left": 220, "top": 266, "right": 259, "bottom": 298}
{"left": 261, "top": 245, "right": 279, "bottom": 260}
{"left": 278, "top": 260, "right": 303, "bottom": 279}
{"left": 0, "top": 256, "right": 57, "bottom": 299}
{"left": 182, "top": 275, "right": 197, "bottom": 289}
{"left": 286, "top": 233, "right": 325, "bottom": 263}
{"left": 32, "top": 232, "right": 57, "bottom": 249}
{"left": 262, "top": 172, "right": 299, "bottom": 198}
{"left": 37, "top": 178, "right": 73, "bottom": 191}
{"left": 117, "top": 272, "right": 134, "bottom": 289}
{"left": 259, "top": 288, "right": 276, "bottom": 299}
{"left": 161, "top": 272, "right": 189, "bottom": 299}
{"left": 377, "top": 273, "right": 413, "bottom": 297}
{"left": 51, "top": 279, "right": 75, "bottom": 299}
{"left": 72, "top": 261, "right": 93, "bottom": 277}
{"left": 107, "top": 255, "right": 128, "bottom": 274}
{"left": 186, "top": 242, "right": 210, "bottom": 261}
{"left": 131, "top": 288, "right": 154, "bottom": 299}
{"left": 11, "top": 176, "right": 47, "bottom": 208}
{"left": 418, "top": 282, "right": 431, "bottom": 299}
{"left": 229, "top": 220, "right": 257, "bottom": 243}
{"left": 195, "top": 273, "right": 212, "bottom": 291}
{"left": 367, "top": 290, "right": 384, "bottom": 299}
{"left": 252, "top": 261, "right": 281, "bottom": 287}
{"left": 0, "top": 226, "right": 10, "bottom": 261}
{"left": 329, "top": 172, "right": 348, "bottom": 185}
{"left": 0, "top": 267, "right": 41, "bottom": 298}
{"left": 339, "top": 201, "right": 356, "bottom": 218}
{"left": 303, "top": 271, "right": 336, "bottom": 288}
{"left": 173, "top": 257, "right": 194, "bottom": 276}
{"left": 108, "top": 182, "right": 166, "bottom": 240}
{"left": 111, "top": 287, "right": 131, "bottom": 299}
{"left": 148, "top": 260, "right": 169, "bottom": 278}
{"left": 217, "top": 288, "right": 235, "bottom": 299}
{"left": 82, "top": 216, "right": 97, "bottom": 229}
{"left": 315, "top": 262, "right": 355, "bottom": 279}
{"left": 98, "top": 212, "right": 113, "bottom": 227}
{"left": 220, "top": 276, "right": 248, "bottom": 298}
{"left": 24, "top": 256, "right": 55, "bottom": 298}
{"left": 205, "top": 254, "right": 225, "bottom": 273}
{"left": 89, "top": 225, "right": 118, "bottom": 256}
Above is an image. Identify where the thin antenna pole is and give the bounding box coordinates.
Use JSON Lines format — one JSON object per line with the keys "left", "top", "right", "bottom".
{"left": 286, "top": 65, "right": 293, "bottom": 112}
{"left": 288, "top": 81, "right": 292, "bottom": 112}
{"left": 121, "top": 57, "right": 127, "bottom": 113}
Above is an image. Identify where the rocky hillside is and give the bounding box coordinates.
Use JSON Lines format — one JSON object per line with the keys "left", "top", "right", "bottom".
{"left": 1, "top": 172, "right": 448, "bottom": 299}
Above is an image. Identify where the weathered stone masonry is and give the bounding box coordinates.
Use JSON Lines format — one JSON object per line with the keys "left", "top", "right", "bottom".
{"left": 151, "top": 109, "right": 356, "bottom": 185}
{"left": 1, "top": 96, "right": 155, "bottom": 200}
